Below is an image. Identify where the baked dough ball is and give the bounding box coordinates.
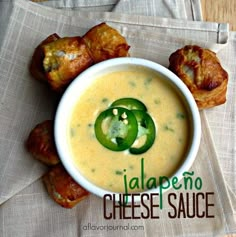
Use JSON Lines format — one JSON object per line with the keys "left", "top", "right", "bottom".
{"left": 26, "top": 120, "right": 60, "bottom": 166}
{"left": 82, "top": 22, "right": 130, "bottom": 63}
{"left": 42, "top": 36, "right": 93, "bottom": 92}
{"left": 43, "top": 164, "right": 89, "bottom": 208}
{"left": 169, "top": 45, "right": 228, "bottom": 109}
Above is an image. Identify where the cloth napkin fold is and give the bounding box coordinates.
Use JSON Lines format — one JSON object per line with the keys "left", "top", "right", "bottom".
{"left": 0, "top": 0, "right": 235, "bottom": 236}
{"left": 32, "top": 0, "right": 203, "bottom": 20}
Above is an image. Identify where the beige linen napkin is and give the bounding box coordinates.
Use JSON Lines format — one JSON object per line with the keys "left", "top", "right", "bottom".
{"left": 33, "top": 0, "right": 202, "bottom": 20}
{"left": 204, "top": 36, "right": 236, "bottom": 193}
{"left": 0, "top": 0, "right": 235, "bottom": 236}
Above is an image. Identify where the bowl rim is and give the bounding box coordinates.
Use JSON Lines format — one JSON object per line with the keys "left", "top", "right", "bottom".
{"left": 54, "top": 57, "right": 201, "bottom": 202}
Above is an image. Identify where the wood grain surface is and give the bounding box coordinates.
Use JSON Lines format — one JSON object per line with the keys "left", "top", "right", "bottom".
{"left": 201, "top": 0, "right": 236, "bottom": 30}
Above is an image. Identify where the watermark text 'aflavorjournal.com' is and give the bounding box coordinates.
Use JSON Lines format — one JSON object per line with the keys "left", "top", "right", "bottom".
{"left": 82, "top": 223, "right": 144, "bottom": 232}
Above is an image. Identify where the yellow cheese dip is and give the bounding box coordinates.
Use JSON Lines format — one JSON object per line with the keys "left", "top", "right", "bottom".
{"left": 68, "top": 68, "right": 190, "bottom": 193}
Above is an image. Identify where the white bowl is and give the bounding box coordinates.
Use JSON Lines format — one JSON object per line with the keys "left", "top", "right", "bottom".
{"left": 54, "top": 57, "right": 201, "bottom": 202}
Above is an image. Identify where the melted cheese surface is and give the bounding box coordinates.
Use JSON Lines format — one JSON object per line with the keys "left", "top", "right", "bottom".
{"left": 68, "top": 68, "right": 190, "bottom": 193}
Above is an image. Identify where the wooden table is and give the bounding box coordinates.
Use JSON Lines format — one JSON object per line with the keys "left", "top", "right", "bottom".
{"left": 201, "top": 0, "right": 236, "bottom": 31}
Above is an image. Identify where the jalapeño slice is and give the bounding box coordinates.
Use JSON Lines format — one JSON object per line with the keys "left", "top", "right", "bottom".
{"left": 94, "top": 107, "right": 138, "bottom": 151}
{"left": 110, "top": 98, "right": 147, "bottom": 111}
{"left": 129, "top": 110, "right": 156, "bottom": 154}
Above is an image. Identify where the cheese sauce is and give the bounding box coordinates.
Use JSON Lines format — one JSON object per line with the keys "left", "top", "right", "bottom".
{"left": 68, "top": 68, "right": 190, "bottom": 193}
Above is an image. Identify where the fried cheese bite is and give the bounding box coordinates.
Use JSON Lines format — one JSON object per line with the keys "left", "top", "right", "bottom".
{"left": 169, "top": 45, "right": 228, "bottom": 109}
{"left": 42, "top": 36, "right": 93, "bottom": 92}
{"left": 26, "top": 120, "right": 60, "bottom": 166}
{"left": 82, "top": 22, "right": 130, "bottom": 63}
{"left": 43, "top": 164, "right": 90, "bottom": 208}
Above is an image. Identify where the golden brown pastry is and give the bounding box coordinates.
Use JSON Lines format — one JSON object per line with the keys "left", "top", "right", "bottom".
{"left": 29, "top": 23, "right": 130, "bottom": 92}
{"left": 26, "top": 120, "right": 60, "bottom": 166}
{"left": 82, "top": 22, "right": 130, "bottom": 63}
{"left": 168, "top": 45, "right": 228, "bottom": 109}
{"left": 29, "top": 33, "right": 60, "bottom": 82}
{"left": 30, "top": 35, "right": 93, "bottom": 92}
{"left": 42, "top": 36, "right": 93, "bottom": 92}
{"left": 43, "top": 164, "right": 89, "bottom": 208}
